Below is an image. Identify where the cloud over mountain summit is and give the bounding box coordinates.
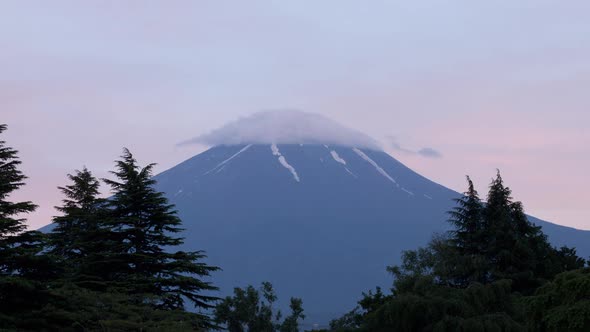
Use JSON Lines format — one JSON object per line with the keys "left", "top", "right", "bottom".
{"left": 180, "top": 110, "right": 382, "bottom": 150}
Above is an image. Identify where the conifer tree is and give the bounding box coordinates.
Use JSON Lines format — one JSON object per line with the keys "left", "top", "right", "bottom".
{"left": 0, "top": 124, "right": 53, "bottom": 329}
{"left": 482, "top": 171, "right": 552, "bottom": 292}
{"left": 50, "top": 168, "right": 103, "bottom": 258}
{"left": 337, "top": 171, "right": 587, "bottom": 331}
{"left": 0, "top": 124, "right": 37, "bottom": 269}
{"left": 482, "top": 172, "right": 519, "bottom": 279}
{"left": 448, "top": 176, "right": 483, "bottom": 255}
{"left": 103, "top": 148, "right": 220, "bottom": 327}
{"left": 48, "top": 167, "right": 115, "bottom": 289}
{"left": 446, "top": 176, "right": 488, "bottom": 285}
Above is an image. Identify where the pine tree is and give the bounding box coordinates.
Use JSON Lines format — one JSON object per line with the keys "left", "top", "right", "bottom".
{"left": 50, "top": 168, "right": 103, "bottom": 259}
{"left": 481, "top": 171, "right": 520, "bottom": 281}
{"left": 0, "top": 124, "right": 54, "bottom": 329}
{"left": 0, "top": 124, "right": 37, "bottom": 269}
{"left": 481, "top": 170, "right": 576, "bottom": 293}
{"left": 103, "top": 148, "right": 220, "bottom": 327}
{"left": 446, "top": 176, "right": 488, "bottom": 285}
{"left": 48, "top": 167, "right": 116, "bottom": 289}
{"left": 448, "top": 176, "right": 483, "bottom": 255}
{"left": 339, "top": 171, "right": 587, "bottom": 331}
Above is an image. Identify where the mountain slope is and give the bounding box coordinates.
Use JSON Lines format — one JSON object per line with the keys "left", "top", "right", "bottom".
{"left": 153, "top": 143, "right": 590, "bottom": 326}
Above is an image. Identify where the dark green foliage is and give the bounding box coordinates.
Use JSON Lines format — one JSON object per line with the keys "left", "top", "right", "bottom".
{"left": 215, "top": 281, "right": 305, "bottom": 332}
{"left": 388, "top": 172, "right": 562, "bottom": 294}
{"left": 103, "top": 148, "right": 220, "bottom": 327}
{"left": 356, "top": 251, "right": 525, "bottom": 331}
{"left": 425, "top": 172, "right": 579, "bottom": 293}
{"left": 0, "top": 125, "right": 36, "bottom": 238}
{"left": 329, "top": 308, "right": 362, "bottom": 331}
{"left": 40, "top": 150, "right": 220, "bottom": 330}
{"left": 481, "top": 172, "right": 544, "bottom": 293}
{"left": 331, "top": 171, "right": 587, "bottom": 331}
{"left": 0, "top": 123, "right": 39, "bottom": 275}
{"left": 280, "top": 297, "right": 305, "bottom": 332}
{"left": 553, "top": 246, "right": 586, "bottom": 272}
{"left": 448, "top": 176, "right": 483, "bottom": 254}
{"left": 366, "top": 280, "right": 523, "bottom": 332}
{"left": 35, "top": 283, "right": 205, "bottom": 331}
{"left": 0, "top": 124, "right": 55, "bottom": 330}
{"left": 328, "top": 288, "right": 387, "bottom": 331}
{"left": 49, "top": 167, "right": 105, "bottom": 260}
{"left": 48, "top": 167, "right": 114, "bottom": 289}
{"left": 525, "top": 268, "right": 590, "bottom": 331}
{"left": 329, "top": 279, "right": 524, "bottom": 332}
{"left": 388, "top": 234, "right": 450, "bottom": 293}
{"left": 446, "top": 176, "right": 488, "bottom": 286}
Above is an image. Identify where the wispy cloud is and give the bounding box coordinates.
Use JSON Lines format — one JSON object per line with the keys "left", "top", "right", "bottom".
{"left": 387, "top": 136, "right": 442, "bottom": 159}
{"left": 418, "top": 148, "right": 443, "bottom": 158}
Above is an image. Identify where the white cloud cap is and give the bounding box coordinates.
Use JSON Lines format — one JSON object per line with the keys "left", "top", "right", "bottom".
{"left": 181, "top": 110, "right": 382, "bottom": 150}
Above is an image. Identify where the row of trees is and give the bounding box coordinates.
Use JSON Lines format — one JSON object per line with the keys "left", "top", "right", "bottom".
{"left": 323, "top": 174, "right": 590, "bottom": 331}
{"left": 214, "top": 282, "right": 305, "bottom": 332}
{"left": 0, "top": 124, "right": 305, "bottom": 331}
{"left": 0, "top": 124, "right": 220, "bottom": 330}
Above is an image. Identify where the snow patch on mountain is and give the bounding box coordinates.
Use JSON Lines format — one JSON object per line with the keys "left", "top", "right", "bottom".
{"left": 345, "top": 168, "right": 357, "bottom": 178}
{"left": 330, "top": 151, "right": 347, "bottom": 165}
{"left": 353, "top": 148, "right": 399, "bottom": 187}
{"left": 271, "top": 144, "right": 300, "bottom": 182}
{"left": 180, "top": 110, "right": 381, "bottom": 150}
{"left": 204, "top": 144, "right": 252, "bottom": 175}
{"left": 401, "top": 188, "right": 414, "bottom": 196}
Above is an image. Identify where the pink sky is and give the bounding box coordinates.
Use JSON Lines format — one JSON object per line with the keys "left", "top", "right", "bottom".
{"left": 2, "top": 1, "right": 589, "bottom": 230}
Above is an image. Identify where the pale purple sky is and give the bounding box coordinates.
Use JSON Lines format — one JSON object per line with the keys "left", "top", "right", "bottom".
{"left": 2, "top": 1, "right": 589, "bottom": 230}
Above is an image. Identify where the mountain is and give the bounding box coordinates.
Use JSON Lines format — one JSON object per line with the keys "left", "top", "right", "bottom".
{"left": 153, "top": 142, "right": 590, "bottom": 327}
{"left": 38, "top": 110, "right": 590, "bottom": 327}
